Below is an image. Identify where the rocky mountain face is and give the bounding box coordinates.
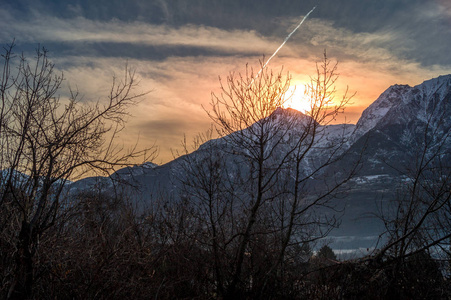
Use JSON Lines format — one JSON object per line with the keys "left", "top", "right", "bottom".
{"left": 69, "top": 74, "right": 451, "bottom": 255}
{"left": 346, "top": 74, "right": 451, "bottom": 176}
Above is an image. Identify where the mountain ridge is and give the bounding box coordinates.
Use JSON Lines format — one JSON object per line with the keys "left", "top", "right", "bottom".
{"left": 70, "top": 73, "right": 451, "bottom": 187}
{"left": 66, "top": 74, "right": 451, "bottom": 254}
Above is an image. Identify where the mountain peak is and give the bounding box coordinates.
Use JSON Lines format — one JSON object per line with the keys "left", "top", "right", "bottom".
{"left": 416, "top": 74, "right": 451, "bottom": 88}
{"left": 269, "top": 106, "right": 317, "bottom": 129}
{"left": 273, "top": 106, "right": 306, "bottom": 116}
{"left": 413, "top": 74, "right": 451, "bottom": 100}
{"left": 354, "top": 74, "right": 451, "bottom": 140}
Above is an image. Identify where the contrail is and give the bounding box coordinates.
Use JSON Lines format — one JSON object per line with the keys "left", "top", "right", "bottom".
{"left": 251, "top": 6, "right": 316, "bottom": 84}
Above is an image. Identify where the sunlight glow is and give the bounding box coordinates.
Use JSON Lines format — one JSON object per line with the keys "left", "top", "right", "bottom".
{"left": 282, "top": 84, "right": 311, "bottom": 113}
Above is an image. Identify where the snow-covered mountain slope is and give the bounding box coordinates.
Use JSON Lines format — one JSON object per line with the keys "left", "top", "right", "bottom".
{"left": 354, "top": 84, "right": 411, "bottom": 140}
{"left": 354, "top": 74, "right": 451, "bottom": 141}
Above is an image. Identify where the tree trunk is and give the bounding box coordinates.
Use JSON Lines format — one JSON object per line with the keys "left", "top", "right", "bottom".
{"left": 8, "top": 221, "right": 34, "bottom": 300}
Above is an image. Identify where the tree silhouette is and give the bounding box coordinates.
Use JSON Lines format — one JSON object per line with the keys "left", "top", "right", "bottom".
{"left": 0, "top": 41, "right": 155, "bottom": 299}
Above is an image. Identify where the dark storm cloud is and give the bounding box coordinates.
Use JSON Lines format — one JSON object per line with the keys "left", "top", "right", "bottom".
{"left": 28, "top": 41, "right": 261, "bottom": 63}
{"left": 5, "top": 0, "right": 450, "bottom": 69}
{"left": 5, "top": 0, "right": 430, "bottom": 34}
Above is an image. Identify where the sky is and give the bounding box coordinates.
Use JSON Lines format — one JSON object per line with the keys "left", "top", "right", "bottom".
{"left": 1, "top": 0, "right": 451, "bottom": 164}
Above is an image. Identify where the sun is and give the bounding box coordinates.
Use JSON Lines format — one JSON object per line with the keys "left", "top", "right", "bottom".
{"left": 282, "top": 84, "right": 311, "bottom": 113}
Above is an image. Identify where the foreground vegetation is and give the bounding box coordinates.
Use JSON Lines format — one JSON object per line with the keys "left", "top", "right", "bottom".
{"left": 2, "top": 188, "right": 450, "bottom": 299}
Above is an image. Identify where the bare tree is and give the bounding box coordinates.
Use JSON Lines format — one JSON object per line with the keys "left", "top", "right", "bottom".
{"left": 376, "top": 90, "right": 451, "bottom": 262}
{"left": 0, "top": 41, "right": 155, "bottom": 299}
{"left": 350, "top": 83, "right": 451, "bottom": 298}
{"left": 260, "top": 54, "right": 358, "bottom": 292}
{"left": 178, "top": 53, "right": 358, "bottom": 297}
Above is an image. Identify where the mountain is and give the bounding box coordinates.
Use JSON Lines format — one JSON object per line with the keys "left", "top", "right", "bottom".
{"left": 325, "top": 74, "right": 451, "bottom": 254}
{"left": 355, "top": 75, "right": 450, "bottom": 139}
{"left": 68, "top": 74, "right": 451, "bottom": 256}
{"left": 345, "top": 74, "right": 451, "bottom": 175}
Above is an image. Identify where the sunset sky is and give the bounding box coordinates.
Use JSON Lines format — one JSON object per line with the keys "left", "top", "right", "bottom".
{"left": 2, "top": 0, "right": 451, "bottom": 164}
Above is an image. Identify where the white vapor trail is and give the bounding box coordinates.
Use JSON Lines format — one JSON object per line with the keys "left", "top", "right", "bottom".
{"left": 251, "top": 6, "right": 317, "bottom": 83}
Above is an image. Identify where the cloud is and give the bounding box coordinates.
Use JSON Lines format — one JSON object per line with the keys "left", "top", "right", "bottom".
{"left": 0, "top": 9, "right": 279, "bottom": 59}
{"left": 426, "top": 0, "right": 451, "bottom": 20}
{"left": 50, "top": 54, "right": 249, "bottom": 163}
{"left": 3, "top": 2, "right": 450, "bottom": 70}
